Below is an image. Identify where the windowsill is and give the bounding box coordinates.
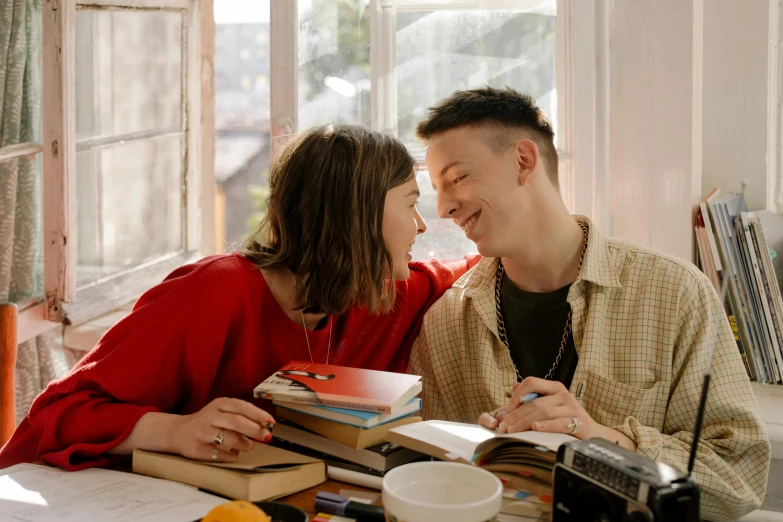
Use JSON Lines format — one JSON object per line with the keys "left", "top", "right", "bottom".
{"left": 63, "top": 302, "right": 134, "bottom": 352}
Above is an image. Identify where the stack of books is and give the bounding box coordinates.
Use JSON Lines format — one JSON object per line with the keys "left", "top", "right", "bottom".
{"left": 253, "top": 362, "right": 428, "bottom": 482}
{"left": 387, "top": 420, "right": 576, "bottom": 521}
{"left": 696, "top": 189, "right": 783, "bottom": 383}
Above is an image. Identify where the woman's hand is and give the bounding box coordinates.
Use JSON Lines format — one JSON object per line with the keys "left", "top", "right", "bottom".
{"left": 111, "top": 398, "right": 275, "bottom": 463}
{"left": 168, "top": 398, "right": 275, "bottom": 463}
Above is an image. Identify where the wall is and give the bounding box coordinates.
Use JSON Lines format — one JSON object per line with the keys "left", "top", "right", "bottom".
{"left": 606, "top": 0, "right": 698, "bottom": 261}
{"left": 701, "top": 0, "right": 769, "bottom": 212}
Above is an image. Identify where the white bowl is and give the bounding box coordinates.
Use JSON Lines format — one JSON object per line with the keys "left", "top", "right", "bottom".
{"left": 382, "top": 461, "right": 503, "bottom": 522}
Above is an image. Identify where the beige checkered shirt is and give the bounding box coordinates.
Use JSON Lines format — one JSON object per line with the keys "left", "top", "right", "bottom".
{"left": 410, "top": 216, "right": 770, "bottom": 522}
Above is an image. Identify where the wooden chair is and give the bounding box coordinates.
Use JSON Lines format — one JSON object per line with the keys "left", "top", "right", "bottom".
{"left": 0, "top": 303, "right": 18, "bottom": 447}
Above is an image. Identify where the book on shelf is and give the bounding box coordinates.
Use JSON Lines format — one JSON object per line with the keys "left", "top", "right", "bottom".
{"left": 737, "top": 212, "right": 782, "bottom": 382}
{"left": 272, "top": 419, "right": 425, "bottom": 472}
{"left": 132, "top": 444, "right": 326, "bottom": 502}
{"left": 254, "top": 361, "right": 422, "bottom": 414}
{"left": 696, "top": 188, "right": 783, "bottom": 384}
{"left": 273, "top": 397, "right": 422, "bottom": 428}
{"left": 750, "top": 214, "right": 783, "bottom": 370}
{"left": 276, "top": 405, "right": 421, "bottom": 450}
{"left": 386, "top": 420, "right": 576, "bottom": 498}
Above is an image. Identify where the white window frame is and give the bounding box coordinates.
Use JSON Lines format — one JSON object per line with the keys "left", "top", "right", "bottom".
{"left": 768, "top": 0, "right": 783, "bottom": 213}
{"left": 16, "top": 0, "right": 215, "bottom": 343}
{"left": 270, "top": 0, "right": 594, "bottom": 214}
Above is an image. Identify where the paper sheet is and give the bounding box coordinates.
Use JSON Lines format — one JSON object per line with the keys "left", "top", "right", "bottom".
{"left": 0, "top": 463, "right": 226, "bottom": 522}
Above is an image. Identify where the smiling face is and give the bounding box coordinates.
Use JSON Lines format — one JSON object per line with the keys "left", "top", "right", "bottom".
{"left": 426, "top": 126, "right": 541, "bottom": 258}
{"left": 382, "top": 175, "right": 427, "bottom": 280}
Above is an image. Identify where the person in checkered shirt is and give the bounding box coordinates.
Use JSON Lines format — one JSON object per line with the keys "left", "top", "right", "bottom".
{"left": 409, "top": 87, "right": 770, "bottom": 521}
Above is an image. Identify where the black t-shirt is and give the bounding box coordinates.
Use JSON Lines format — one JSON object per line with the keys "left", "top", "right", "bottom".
{"left": 499, "top": 273, "right": 579, "bottom": 389}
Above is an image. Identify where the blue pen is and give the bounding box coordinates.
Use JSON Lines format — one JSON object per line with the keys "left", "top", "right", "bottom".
{"left": 520, "top": 392, "right": 540, "bottom": 404}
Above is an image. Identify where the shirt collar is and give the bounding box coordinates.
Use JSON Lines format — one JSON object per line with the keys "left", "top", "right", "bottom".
{"left": 456, "top": 214, "right": 622, "bottom": 296}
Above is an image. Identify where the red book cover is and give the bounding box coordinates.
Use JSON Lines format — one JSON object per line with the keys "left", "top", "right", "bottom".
{"left": 253, "top": 361, "right": 422, "bottom": 414}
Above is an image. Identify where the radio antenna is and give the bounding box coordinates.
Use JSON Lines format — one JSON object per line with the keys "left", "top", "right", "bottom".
{"left": 687, "top": 272, "right": 730, "bottom": 476}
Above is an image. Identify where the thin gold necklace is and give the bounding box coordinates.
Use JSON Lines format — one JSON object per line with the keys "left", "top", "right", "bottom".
{"left": 300, "top": 310, "right": 332, "bottom": 365}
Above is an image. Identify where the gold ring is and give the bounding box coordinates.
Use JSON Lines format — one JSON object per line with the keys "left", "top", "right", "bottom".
{"left": 211, "top": 446, "right": 219, "bottom": 462}
{"left": 213, "top": 428, "right": 224, "bottom": 446}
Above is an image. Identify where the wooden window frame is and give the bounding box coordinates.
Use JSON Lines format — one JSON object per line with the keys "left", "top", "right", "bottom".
{"left": 17, "top": 0, "right": 215, "bottom": 343}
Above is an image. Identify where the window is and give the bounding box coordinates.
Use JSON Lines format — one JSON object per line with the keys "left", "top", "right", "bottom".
{"left": 213, "top": 0, "right": 272, "bottom": 252}
{"left": 395, "top": 6, "right": 557, "bottom": 158}
{"left": 270, "top": 0, "right": 569, "bottom": 261}
{"left": 10, "top": 0, "right": 214, "bottom": 342}
{"left": 298, "top": 0, "right": 371, "bottom": 129}
{"left": 74, "top": 9, "right": 185, "bottom": 285}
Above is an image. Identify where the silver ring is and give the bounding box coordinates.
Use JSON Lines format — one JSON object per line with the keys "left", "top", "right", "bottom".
{"left": 567, "top": 417, "right": 581, "bottom": 435}
{"left": 211, "top": 446, "right": 219, "bottom": 462}
{"left": 212, "top": 428, "right": 224, "bottom": 446}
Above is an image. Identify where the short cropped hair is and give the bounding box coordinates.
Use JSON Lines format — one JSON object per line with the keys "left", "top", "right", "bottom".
{"left": 243, "top": 125, "right": 415, "bottom": 315}
{"left": 416, "top": 86, "right": 558, "bottom": 184}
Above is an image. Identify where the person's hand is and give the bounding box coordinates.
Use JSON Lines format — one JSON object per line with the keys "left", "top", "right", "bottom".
{"left": 478, "top": 382, "right": 521, "bottom": 429}
{"left": 478, "top": 408, "right": 509, "bottom": 430}
{"left": 168, "top": 398, "right": 275, "bottom": 463}
{"left": 499, "top": 377, "right": 600, "bottom": 439}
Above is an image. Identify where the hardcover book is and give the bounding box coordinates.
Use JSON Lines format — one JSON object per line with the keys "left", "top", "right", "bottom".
{"left": 254, "top": 361, "right": 422, "bottom": 414}
{"left": 132, "top": 444, "right": 326, "bottom": 502}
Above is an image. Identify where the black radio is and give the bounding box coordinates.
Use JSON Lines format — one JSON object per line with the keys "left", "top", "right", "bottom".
{"left": 552, "top": 437, "right": 699, "bottom": 521}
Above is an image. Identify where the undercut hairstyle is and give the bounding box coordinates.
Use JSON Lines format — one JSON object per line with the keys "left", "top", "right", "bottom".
{"left": 416, "top": 86, "right": 559, "bottom": 185}
{"left": 242, "top": 124, "right": 415, "bottom": 315}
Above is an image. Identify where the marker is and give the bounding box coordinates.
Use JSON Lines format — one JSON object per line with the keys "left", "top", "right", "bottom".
{"left": 520, "top": 392, "right": 540, "bottom": 404}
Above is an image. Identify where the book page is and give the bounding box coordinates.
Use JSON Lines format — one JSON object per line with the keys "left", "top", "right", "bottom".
{"left": 0, "top": 463, "right": 225, "bottom": 522}
{"left": 389, "top": 420, "right": 496, "bottom": 461}
{"left": 500, "top": 430, "right": 577, "bottom": 452}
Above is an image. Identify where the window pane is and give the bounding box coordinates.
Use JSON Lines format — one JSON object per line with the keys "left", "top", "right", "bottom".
{"left": 0, "top": 155, "right": 44, "bottom": 302}
{"left": 74, "top": 9, "right": 183, "bottom": 142}
{"left": 411, "top": 170, "right": 476, "bottom": 261}
{"left": 75, "top": 137, "right": 183, "bottom": 286}
{"left": 214, "top": 4, "right": 272, "bottom": 251}
{"left": 397, "top": 7, "right": 557, "bottom": 157}
{"left": 298, "top": 0, "right": 371, "bottom": 129}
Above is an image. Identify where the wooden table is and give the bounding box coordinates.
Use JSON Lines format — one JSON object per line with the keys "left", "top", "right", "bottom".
{"left": 277, "top": 479, "right": 379, "bottom": 519}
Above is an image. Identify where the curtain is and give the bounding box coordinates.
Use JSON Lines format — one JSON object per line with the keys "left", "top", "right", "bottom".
{"left": 1, "top": 0, "right": 82, "bottom": 426}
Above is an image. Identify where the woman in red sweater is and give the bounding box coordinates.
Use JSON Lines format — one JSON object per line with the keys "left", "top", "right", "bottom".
{"left": 0, "top": 125, "right": 475, "bottom": 470}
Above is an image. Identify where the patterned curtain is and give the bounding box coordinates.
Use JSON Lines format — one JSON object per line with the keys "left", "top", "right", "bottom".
{"left": 1, "top": 0, "right": 82, "bottom": 426}
{"left": 0, "top": 0, "right": 42, "bottom": 302}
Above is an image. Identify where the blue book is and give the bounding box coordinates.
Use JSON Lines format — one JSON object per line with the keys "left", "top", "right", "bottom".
{"left": 273, "top": 398, "right": 422, "bottom": 428}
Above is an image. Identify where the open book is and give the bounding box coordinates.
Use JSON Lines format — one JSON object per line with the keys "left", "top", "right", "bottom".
{"left": 387, "top": 420, "right": 577, "bottom": 497}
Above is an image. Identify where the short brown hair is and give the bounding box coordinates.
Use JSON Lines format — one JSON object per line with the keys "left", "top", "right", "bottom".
{"left": 243, "top": 125, "right": 415, "bottom": 315}
{"left": 416, "top": 86, "right": 558, "bottom": 184}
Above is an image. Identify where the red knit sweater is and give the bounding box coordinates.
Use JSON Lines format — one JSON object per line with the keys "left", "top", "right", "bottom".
{"left": 0, "top": 253, "right": 476, "bottom": 470}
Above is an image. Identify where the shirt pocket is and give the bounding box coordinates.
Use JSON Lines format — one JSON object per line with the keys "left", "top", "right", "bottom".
{"left": 582, "top": 369, "right": 664, "bottom": 428}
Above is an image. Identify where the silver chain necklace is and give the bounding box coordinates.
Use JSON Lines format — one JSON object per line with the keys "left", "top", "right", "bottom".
{"left": 300, "top": 310, "right": 332, "bottom": 365}
{"left": 494, "top": 223, "right": 589, "bottom": 382}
